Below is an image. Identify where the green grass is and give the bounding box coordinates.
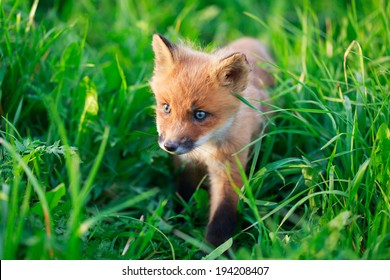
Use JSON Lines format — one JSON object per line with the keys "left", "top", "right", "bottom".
{"left": 1, "top": 0, "right": 389, "bottom": 260}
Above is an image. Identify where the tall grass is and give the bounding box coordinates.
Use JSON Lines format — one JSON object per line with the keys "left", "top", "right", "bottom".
{"left": 0, "top": 0, "right": 389, "bottom": 259}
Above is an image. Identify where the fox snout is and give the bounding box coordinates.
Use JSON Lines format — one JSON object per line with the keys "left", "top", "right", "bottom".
{"left": 158, "top": 134, "right": 195, "bottom": 155}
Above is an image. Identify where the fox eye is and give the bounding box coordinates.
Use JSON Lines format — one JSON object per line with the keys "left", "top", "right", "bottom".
{"left": 194, "top": 110, "right": 208, "bottom": 121}
{"left": 163, "top": 104, "right": 171, "bottom": 114}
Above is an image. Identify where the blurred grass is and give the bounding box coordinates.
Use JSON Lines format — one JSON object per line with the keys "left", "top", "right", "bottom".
{"left": 0, "top": 0, "right": 389, "bottom": 259}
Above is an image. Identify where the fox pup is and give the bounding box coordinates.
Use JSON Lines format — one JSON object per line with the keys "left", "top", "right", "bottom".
{"left": 150, "top": 34, "right": 273, "bottom": 247}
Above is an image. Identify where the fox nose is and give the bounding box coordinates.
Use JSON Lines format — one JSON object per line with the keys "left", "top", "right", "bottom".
{"left": 163, "top": 141, "right": 179, "bottom": 152}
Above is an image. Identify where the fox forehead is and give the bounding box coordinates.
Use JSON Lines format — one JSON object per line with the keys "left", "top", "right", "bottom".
{"left": 154, "top": 60, "right": 212, "bottom": 94}
{"left": 154, "top": 83, "right": 212, "bottom": 110}
{"left": 153, "top": 73, "right": 217, "bottom": 112}
{"left": 159, "top": 69, "right": 240, "bottom": 102}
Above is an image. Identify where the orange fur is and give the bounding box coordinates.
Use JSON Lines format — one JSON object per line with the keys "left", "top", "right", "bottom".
{"left": 150, "top": 34, "right": 273, "bottom": 246}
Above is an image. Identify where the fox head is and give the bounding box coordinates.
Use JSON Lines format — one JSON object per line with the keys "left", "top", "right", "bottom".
{"left": 150, "top": 34, "right": 250, "bottom": 155}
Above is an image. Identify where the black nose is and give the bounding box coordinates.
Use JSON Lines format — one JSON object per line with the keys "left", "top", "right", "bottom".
{"left": 164, "top": 141, "right": 179, "bottom": 152}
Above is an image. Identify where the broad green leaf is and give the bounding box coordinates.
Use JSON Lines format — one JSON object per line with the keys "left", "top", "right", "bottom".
{"left": 31, "top": 183, "right": 66, "bottom": 216}
{"left": 77, "top": 76, "right": 99, "bottom": 140}
{"left": 328, "top": 211, "right": 352, "bottom": 230}
{"left": 350, "top": 158, "right": 370, "bottom": 199}
{"left": 373, "top": 123, "right": 390, "bottom": 187}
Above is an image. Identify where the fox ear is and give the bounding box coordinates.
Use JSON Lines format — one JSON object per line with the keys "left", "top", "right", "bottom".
{"left": 152, "top": 34, "right": 177, "bottom": 72}
{"left": 214, "top": 52, "right": 250, "bottom": 92}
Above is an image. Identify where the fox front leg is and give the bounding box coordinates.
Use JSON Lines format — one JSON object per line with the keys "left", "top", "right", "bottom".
{"left": 205, "top": 169, "right": 241, "bottom": 247}
{"left": 174, "top": 156, "right": 206, "bottom": 205}
{"left": 206, "top": 192, "right": 238, "bottom": 247}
